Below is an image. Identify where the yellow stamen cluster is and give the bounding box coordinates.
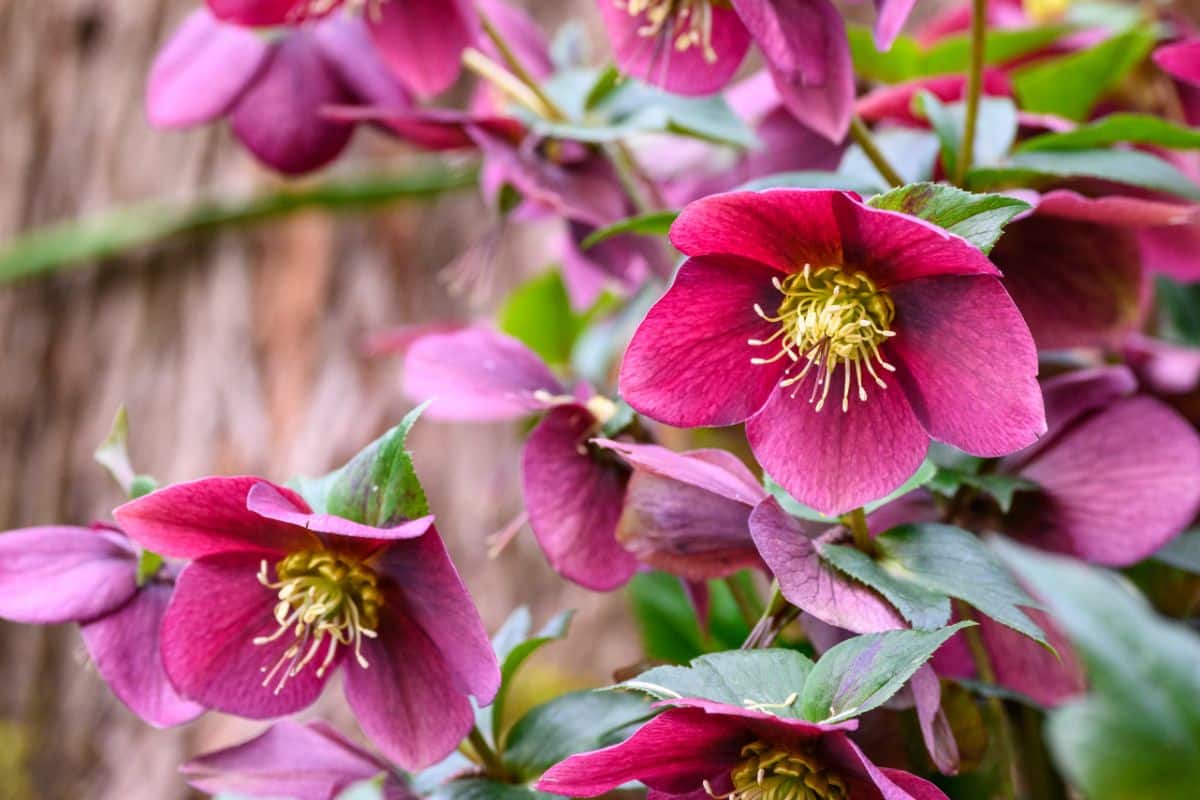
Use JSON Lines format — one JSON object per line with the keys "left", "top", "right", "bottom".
{"left": 706, "top": 741, "right": 849, "bottom": 800}
{"left": 1022, "top": 0, "right": 1071, "bottom": 22}
{"left": 750, "top": 265, "right": 897, "bottom": 413}
{"left": 254, "top": 550, "right": 383, "bottom": 694}
{"left": 616, "top": 0, "right": 722, "bottom": 63}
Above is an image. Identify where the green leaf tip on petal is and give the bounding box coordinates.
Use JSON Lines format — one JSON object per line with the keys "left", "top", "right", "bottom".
{"left": 95, "top": 404, "right": 158, "bottom": 499}
{"left": 799, "top": 623, "right": 974, "bottom": 724}
{"left": 291, "top": 403, "right": 431, "bottom": 526}
{"left": 135, "top": 550, "right": 164, "bottom": 588}
{"left": 579, "top": 210, "right": 679, "bottom": 250}
{"left": 869, "top": 182, "right": 1030, "bottom": 255}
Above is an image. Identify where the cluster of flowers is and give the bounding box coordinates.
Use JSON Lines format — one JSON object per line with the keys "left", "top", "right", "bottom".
{"left": 5, "top": 0, "right": 1200, "bottom": 799}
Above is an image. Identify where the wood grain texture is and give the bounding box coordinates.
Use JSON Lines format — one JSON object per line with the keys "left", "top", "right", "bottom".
{"left": 0, "top": 1, "right": 634, "bottom": 796}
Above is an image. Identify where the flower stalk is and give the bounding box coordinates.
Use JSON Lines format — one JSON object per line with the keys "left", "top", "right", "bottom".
{"left": 466, "top": 725, "right": 511, "bottom": 781}
{"left": 960, "top": 604, "right": 1020, "bottom": 800}
{"left": 956, "top": 0, "right": 988, "bottom": 185}
{"left": 848, "top": 116, "right": 904, "bottom": 188}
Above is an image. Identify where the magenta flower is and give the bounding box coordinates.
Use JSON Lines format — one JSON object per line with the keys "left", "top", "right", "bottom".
{"left": 537, "top": 697, "right": 948, "bottom": 800}
{"left": 596, "top": 0, "right": 914, "bottom": 141}
{"left": 183, "top": 720, "right": 412, "bottom": 800}
{"left": 621, "top": 189, "right": 1045, "bottom": 515}
{"left": 206, "top": 0, "right": 480, "bottom": 98}
{"left": 0, "top": 524, "right": 202, "bottom": 728}
{"left": 402, "top": 327, "right": 764, "bottom": 590}
{"left": 113, "top": 476, "right": 499, "bottom": 769}
{"left": 147, "top": 9, "right": 409, "bottom": 174}
{"left": 1154, "top": 39, "right": 1200, "bottom": 87}
{"left": 989, "top": 365, "right": 1200, "bottom": 566}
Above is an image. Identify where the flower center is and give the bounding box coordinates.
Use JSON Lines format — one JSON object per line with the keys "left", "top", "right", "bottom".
{"left": 750, "top": 265, "right": 896, "bottom": 413}
{"left": 707, "top": 741, "right": 849, "bottom": 800}
{"left": 253, "top": 550, "right": 383, "bottom": 694}
{"left": 615, "top": 0, "right": 723, "bottom": 63}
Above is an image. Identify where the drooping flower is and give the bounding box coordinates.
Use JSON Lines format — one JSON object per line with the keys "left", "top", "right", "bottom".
{"left": 114, "top": 476, "right": 499, "bottom": 769}
{"left": 0, "top": 524, "right": 202, "bottom": 728}
{"left": 401, "top": 327, "right": 765, "bottom": 590}
{"left": 205, "top": 0, "right": 480, "bottom": 98}
{"left": 597, "top": 0, "right": 905, "bottom": 142}
{"left": 986, "top": 365, "right": 1200, "bottom": 566}
{"left": 147, "top": 9, "right": 410, "bottom": 174}
{"left": 182, "top": 719, "right": 413, "bottom": 800}
{"left": 537, "top": 697, "right": 949, "bottom": 800}
{"left": 620, "top": 189, "right": 1045, "bottom": 515}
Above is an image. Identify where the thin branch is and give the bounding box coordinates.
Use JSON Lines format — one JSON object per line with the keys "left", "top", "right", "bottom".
{"left": 849, "top": 116, "right": 905, "bottom": 188}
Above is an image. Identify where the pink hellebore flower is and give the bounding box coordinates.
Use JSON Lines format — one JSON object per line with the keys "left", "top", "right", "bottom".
{"left": 113, "top": 476, "right": 499, "bottom": 770}
{"left": 183, "top": 720, "right": 413, "bottom": 800}
{"left": 620, "top": 189, "right": 1046, "bottom": 515}
{"left": 537, "top": 698, "right": 949, "bottom": 800}
{"left": 147, "top": 9, "right": 409, "bottom": 174}
{"left": 206, "top": 0, "right": 479, "bottom": 98}
{"left": 991, "top": 365, "right": 1200, "bottom": 566}
{"left": 0, "top": 524, "right": 202, "bottom": 728}
{"left": 596, "top": 0, "right": 915, "bottom": 142}
{"left": 400, "top": 327, "right": 765, "bottom": 590}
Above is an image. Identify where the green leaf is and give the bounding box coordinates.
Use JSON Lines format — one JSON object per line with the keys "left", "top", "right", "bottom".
{"left": 94, "top": 405, "right": 158, "bottom": 498}
{"left": 291, "top": 405, "right": 429, "bottom": 525}
{"left": 579, "top": 210, "right": 679, "bottom": 250}
{"left": 818, "top": 543, "right": 952, "bottom": 630}
{"left": 484, "top": 608, "right": 575, "bottom": 746}
{"left": 993, "top": 540, "right": 1200, "bottom": 800}
{"left": 927, "top": 467, "right": 1039, "bottom": 513}
{"left": 968, "top": 149, "right": 1200, "bottom": 201}
{"left": 764, "top": 459, "right": 938, "bottom": 524}
{"left": 1154, "top": 276, "right": 1200, "bottom": 346}
{"left": 431, "top": 778, "right": 558, "bottom": 800}
{"left": 736, "top": 171, "right": 887, "bottom": 194}
{"left": 1153, "top": 529, "right": 1200, "bottom": 573}
{"left": 619, "top": 649, "right": 815, "bottom": 718}
{"left": 0, "top": 167, "right": 478, "bottom": 284}
{"left": 876, "top": 524, "right": 1048, "bottom": 646}
{"left": 799, "top": 624, "right": 974, "bottom": 723}
{"left": 497, "top": 269, "right": 592, "bottom": 367}
{"left": 913, "top": 93, "right": 1018, "bottom": 178}
{"left": 1013, "top": 28, "right": 1155, "bottom": 121}
{"left": 868, "top": 182, "right": 1030, "bottom": 254}
{"left": 502, "top": 691, "right": 654, "bottom": 781}
{"left": 135, "top": 550, "right": 164, "bottom": 587}
{"left": 848, "top": 25, "right": 1070, "bottom": 84}
{"left": 1017, "top": 113, "right": 1200, "bottom": 152}
{"left": 625, "top": 571, "right": 752, "bottom": 663}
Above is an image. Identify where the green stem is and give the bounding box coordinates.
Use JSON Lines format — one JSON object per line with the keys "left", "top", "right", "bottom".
{"left": 848, "top": 116, "right": 905, "bottom": 188}
{"left": 956, "top": 0, "right": 988, "bottom": 185}
{"left": 960, "top": 605, "right": 1020, "bottom": 800}
{"left": 466, "top": 725, "right": 509, "bottom": 781}
{"left": 477, "top": 9, "right": 567, "bottom": 122}
{"left": 844, "top": 507, "right": 875, "bottom": 554}
{"left": 741, "top": 582, "right": 797, "bottom": 649}
{"left": 724, "top": 576, "right": 762, "bottom": 630}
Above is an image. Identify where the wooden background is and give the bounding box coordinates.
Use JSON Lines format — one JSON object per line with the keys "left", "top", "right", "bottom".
{"left": 0, "top": 1, "right": 640, "bottom": 796}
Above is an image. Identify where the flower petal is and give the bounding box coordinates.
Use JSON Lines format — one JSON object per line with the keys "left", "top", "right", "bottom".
{"left": 343, "top": 600, "right": 475, "bottom": 770}
{"left": 229, "top": 31, "right": 355, "bottom": 175}
{"left": 0, "top": 526, "right": 137, "bottom": 624}
{"left": 146, "top": 9, "right": 268, "bottom": 128}
{"left": 980, "top": 612, "right": 1085, "bottom": 708}
{"left": 477, "top": 0, "right": 554, "bottom": 80}
{"left": 246, "top": 481, "right": 435, "bottom": 543}
{"left": 822, "top": 733, "right": 940, "bottom": 799}
{"left": 312, "top": 14, "right": 411, "bottom": 108}
{"left": 874, "top": 0, "right": 918, "bottom": 49}
{"left": 596, "top": 0, "right": 751, "bottom": 95}
{"left": 403, "top": 327, "right": 564, "bottom": 421}
{"left": 161, "top": 553, "right": 332, "bottom": 717}
{"left": 368, "top": 527, "right": 500, "bottom": 704}
{"left": 1154, "top": 39, "right": 1200, "bottom": 87}
{"left": 749, "top": 498, "right": 906, "bottom": 633}
{"left": 115, "top": 476, "right": 317, "bottom": 559}
{"left": 1036, "top": 365, "right": 1136, "bottom": 441}
{"left": 989, "top": 214, "right": 1144, "bottom": 349}
{"left": 80, "top": 583, "right": 205, "bottom": 728}
{"left": 1010, "top": 396, "right": 1200, "bottom": 566}
{"left": 620, "top": 255, "right": 787, "bottom": 428}
{"left": 182, "top": 720, "right": 386, "bottom": 800}
{"left": 206, "top": 0, "right": 312, "bottom": 26}
{"left": 522, "top": 405, "right": 637, "bottom": 590}
{"left": 367, "top": 0, "right": 477, "bottom": 98}
{"left": 889, "top": 275, "right": 1045, "bottom": 457}
{"left": 537, "top": 706, "right": 749, "bottom": 797}
{"left": 747, "top": 377, "right": 929, "bottom": 517}
{"left": 909, "top": 665, "right": 958, "bottom": 775}
{"left": 595, "top": 440, "right": 766, "bottom": 505}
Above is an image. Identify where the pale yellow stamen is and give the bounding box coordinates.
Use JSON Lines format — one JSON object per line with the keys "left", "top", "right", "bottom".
{"left": 253, "top": 550, "right": 383, "bottom": 694}
{"left": 616, "top": 0, "right": 722, "bottom": 63}
{"left": 704, "top": 740, "right": 849, "bottom": 800}
{"left": 749, "top": 265, "right": 896, "bottom": 413}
